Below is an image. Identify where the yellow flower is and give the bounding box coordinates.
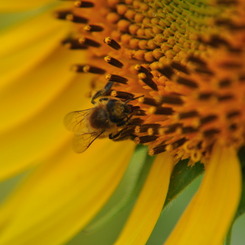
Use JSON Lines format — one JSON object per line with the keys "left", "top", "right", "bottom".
{"left": 0, "top": 0, "right": 244, "bottom": 245}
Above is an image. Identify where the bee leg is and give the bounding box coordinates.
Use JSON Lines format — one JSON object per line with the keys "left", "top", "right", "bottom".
{"left": 91, "top": 81, "right": 114, "bottom": 104}
{"left": 116, "top": 114, "right": 134, "bottom": 127}
{"left": 125, "top": 95, "right": 144, "bottom": 104}
{"left": 99, "top": 97, "right": 109, "bottom": 102}
{"left": 109, "top": 126, "right": 135, "bottom": 141}
{"left": 91, "top": 90, "right": 103, "bottom": 104}
{"left": 109, "top": 130, "right": 127, "bottom": 140}
{"left": 104, "top": 80, "right": 114, "bottom": 92}
{"left": 109, "top": 132, "right": 121, "bottom": 140}
{"left": 116, "top": 121, "right": 126, "bottom": 127}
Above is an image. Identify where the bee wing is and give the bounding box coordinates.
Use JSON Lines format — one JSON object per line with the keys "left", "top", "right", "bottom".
{"left": 72, "top": 132, "right": 104, "bottom": 153}
{"left": 64, "top": 109, "right": 91, "bottom": 134}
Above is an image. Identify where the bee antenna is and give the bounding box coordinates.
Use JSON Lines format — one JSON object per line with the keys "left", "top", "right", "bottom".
{"left": 125, "top": 95, "right": 144, "bottom": 104}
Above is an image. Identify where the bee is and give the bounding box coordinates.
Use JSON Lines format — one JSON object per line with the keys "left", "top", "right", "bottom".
{"left": 64, "top": 95, "right": 141, "bottom": 153}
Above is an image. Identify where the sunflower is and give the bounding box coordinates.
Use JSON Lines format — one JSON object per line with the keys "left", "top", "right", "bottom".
{"left": 0, "top": 0, "right": 244, "bottom": 245}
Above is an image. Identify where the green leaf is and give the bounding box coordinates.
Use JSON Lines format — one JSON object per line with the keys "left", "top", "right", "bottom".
{"left": 235, "top": 146, "right": 245, "bottom": 218}
{"left": 164, "top": 159, "right": 204, "bottom": 207}
{"left": 225, "top": 223, "right": 233, "bottom": 245}
{"left": 225, "top": 146, "right": 245, "bottom": 245}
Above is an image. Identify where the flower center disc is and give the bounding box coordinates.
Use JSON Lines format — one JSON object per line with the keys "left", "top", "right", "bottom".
{"left": 57, "top": 0, "right": 245, "bottom": 163}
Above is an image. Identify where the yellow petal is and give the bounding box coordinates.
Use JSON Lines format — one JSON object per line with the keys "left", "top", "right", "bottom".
{"left": 165, "top": 144, "right": 242, "bottom": 245}
{"left": 0, "top": 1, "right": 55, "bottom": 11}
{"left": 0, "top": 11, "right": 70, "bottom": 88}
{"left": 0, "top": 140, "right": 135, "bottom": 245}
{"left": 0, "top": 47, "right": 90, "bottom": 180}
{"left": 0, "top": 46, "right": 83, "bottom": 133}
{"left": 115, "top": 152, "right": 174, "bottom": 245}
